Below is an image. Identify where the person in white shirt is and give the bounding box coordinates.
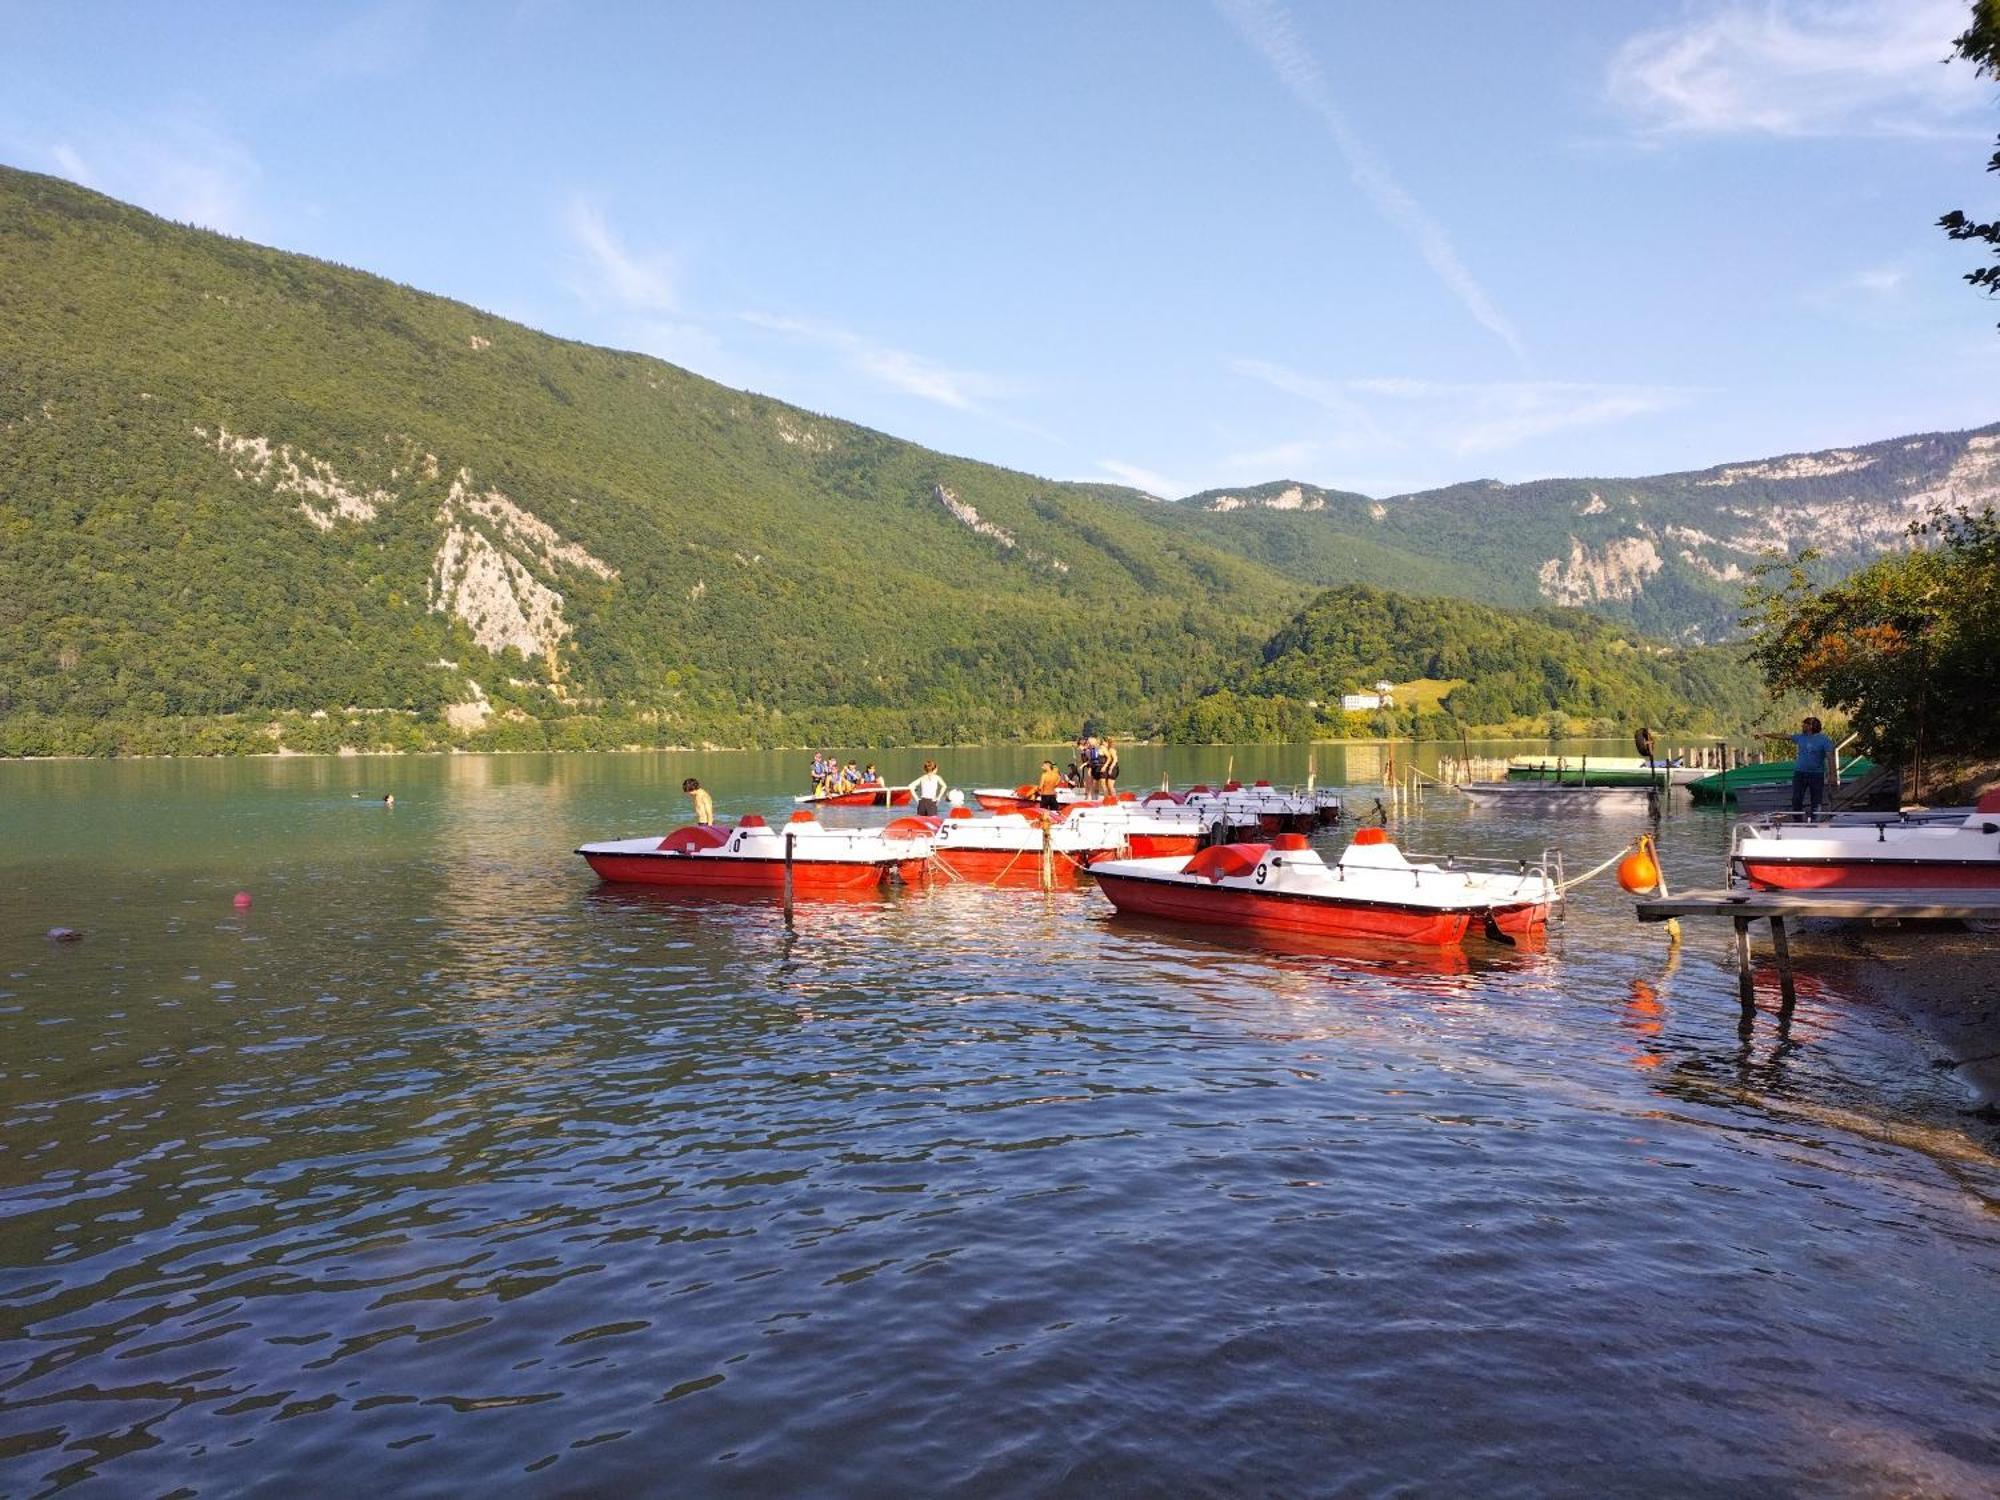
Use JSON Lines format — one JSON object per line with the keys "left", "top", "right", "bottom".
{"left": 908, "top": 760, "right": 948, "bottom": 816}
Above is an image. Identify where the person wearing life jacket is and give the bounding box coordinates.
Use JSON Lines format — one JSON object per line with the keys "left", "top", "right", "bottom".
{"left": 1036, "top": 760, "right": 1064, "bottom": 810}
{"left": 810, "top": 751, "right": 831, "bottom": 790}
{"left": 1077, "top": 736, "right": 1101, "bottom": 797}
{"left": 861, "top": 763, "right": 882, "bottom": 787}
{"left": 909, "top": 760, "right": 948, "bottom": 816}
{"left": 682, "top": 777, "right": 715, "bottom": 826}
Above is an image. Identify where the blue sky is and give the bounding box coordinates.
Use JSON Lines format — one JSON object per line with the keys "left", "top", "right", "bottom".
{"left": 3, "top": 0, "right": 1995, "bottom": 496}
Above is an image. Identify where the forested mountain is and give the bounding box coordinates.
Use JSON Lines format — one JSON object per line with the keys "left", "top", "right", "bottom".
{"left": 1169, "top": 423, "right": 2000, "bottom": 641}
{"left": 1164, "top": 584, "right": 1768, "bottom": 743}
{"left": 0, "top": 167, "right": 1309, "bottom": 753}
{"left": 0, "top": 164, "right": 1987, "bottom": 754}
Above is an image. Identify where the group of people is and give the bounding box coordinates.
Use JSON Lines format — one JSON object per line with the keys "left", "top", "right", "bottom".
{"left": 1029, "top": 735, "right": 1120, "bottom": 809}
{"left": 809, "top": 753, "right": 884, "bottom": 794}
{"left": 1067, "top": 735, "right": 1120, "bottom": 797}
{"left": 805, "top": 753, "right": 952, "bottom": 816}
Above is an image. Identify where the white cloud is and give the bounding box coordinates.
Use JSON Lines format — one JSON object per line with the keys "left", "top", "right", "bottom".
{"left": 35, "top": 121, "right": 260, "bottom": 235}
{"left": 564, "top": 197, "right": 679, "bottom": 312}
{"left": 1094, "top": 460, "right": 1189, "bottom": 498}
{"left": 49, "top": 142, "right": 93, "bottom": 187}
{"left": 1230, "top": 361, "right": 1690, "bottom": 458}
{"left": 1608, "top": 0, "right": 1986, "bottom": 138}
{"left": 743, "top": 311, "right": 1008, "bottom": 413}
{"left": 1847, "top": 264, "right": 1908, "bottom": 295}
{"left": 1346, "top": 376, "right": 1689, "bottom": 454}
{"left": 630, "top": 317, "right": 724, "bottom": 367}
{"left": 1215, "top": 0, "right": 1527, "bottom": 365}
{"left": 1226, "top": 357, "right": 1384, "bottom": 442}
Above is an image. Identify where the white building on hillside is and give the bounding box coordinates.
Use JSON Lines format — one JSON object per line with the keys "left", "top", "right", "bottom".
{"left": 1341, "top": 682, "right": 1397, "bottom": 712}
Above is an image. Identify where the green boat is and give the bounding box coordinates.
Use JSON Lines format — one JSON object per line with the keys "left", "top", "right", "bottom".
{"left": 1685, "top": 756, "right": 1874, "bottom": 804}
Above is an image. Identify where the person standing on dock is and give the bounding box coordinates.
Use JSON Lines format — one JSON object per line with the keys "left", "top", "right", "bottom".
{"left": 1098, "top": 738, "right": 1120, "bottom": 797}
{"left": 1764, "top": 716, "right": 1835, "bottom": 817}
{"left": 909, "top": 760, "right": 947, "bottom": 816}
{"left": 682, "top": 777, "right": 715, "bottom": 827}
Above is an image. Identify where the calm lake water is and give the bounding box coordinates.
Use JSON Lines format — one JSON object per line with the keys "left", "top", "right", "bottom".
{"left": 3, "top": 746, "right": 1997, "bottom": 1497}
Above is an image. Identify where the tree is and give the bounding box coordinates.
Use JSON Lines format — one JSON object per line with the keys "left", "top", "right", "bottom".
{"left": 1741, "top": 508, "right": 2000, "bottom": 768}
{"left": 1939, "top": 1, "right": 2000, "bottom": 325}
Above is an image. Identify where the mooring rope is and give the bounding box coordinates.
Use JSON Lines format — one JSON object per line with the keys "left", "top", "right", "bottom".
{"left": 1556, "top": 841, "right": 1638, "bottom": 893}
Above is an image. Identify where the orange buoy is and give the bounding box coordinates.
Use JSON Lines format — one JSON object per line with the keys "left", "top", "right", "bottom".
{"left": 1617, "top": 837, "right": 1660, "bottom": 894}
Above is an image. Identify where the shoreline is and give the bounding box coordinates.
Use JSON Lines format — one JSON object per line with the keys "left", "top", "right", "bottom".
{"left": 1834, "top": 923, "right": 2000, "bottom": 1114}
{"left": 0, "top": 733, "right": 1703, "bottom": 764}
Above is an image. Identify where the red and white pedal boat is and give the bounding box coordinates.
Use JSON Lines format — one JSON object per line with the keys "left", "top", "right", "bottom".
{"left": 1178, "top": 781, "right": 1337, "bottom": 835}
{"left": 1730, "top": 793, "right": 2000, "bottom": 891}
{"left": 922, "top": 808, "right": 1124, "bottom": 887}
{"left": 578, "top": 811, "right": 930, "bottom": 893}
{"left": 1091, "top": 829, "right": 1558, "bottom": 946}
{"left": 971, "top": 784, "right": 1097, "bottom": 814}
{"left": 793, "top": 785, "right": 912, "bottom": 808}
{"left": 1063, "top": 795, "right": 1210, "bottom": 858}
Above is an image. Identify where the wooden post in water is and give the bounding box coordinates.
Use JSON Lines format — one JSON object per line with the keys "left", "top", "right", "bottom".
{"left": 1732, "top": 916, "right": 1756, "bottom": 1035}
{"left": 783, "top": 831, "right": 796, "bottom": 919}
{"left": 1040, "top": 820, "right": 1055, "bottom": 892}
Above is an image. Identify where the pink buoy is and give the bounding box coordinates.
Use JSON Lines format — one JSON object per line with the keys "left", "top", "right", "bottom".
{"left": 233, "top": 891, "right": 253, "bottom": 910}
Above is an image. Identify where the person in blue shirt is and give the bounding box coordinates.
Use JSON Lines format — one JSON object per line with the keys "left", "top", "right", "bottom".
{"left": 1763, "top": 716, "right": 1836, "bottom": 817}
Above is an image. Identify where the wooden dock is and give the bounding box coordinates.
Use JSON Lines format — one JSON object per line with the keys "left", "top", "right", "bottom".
{"left": 1634, "top": 888, "right": 2000, "bottom": 1034}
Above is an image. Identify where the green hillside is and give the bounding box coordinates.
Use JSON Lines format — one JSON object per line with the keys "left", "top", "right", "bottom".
{"left": 0, "top": 166, "right": 1311, "bottom": 754}
{"left": 1164, "top": 422, "right": 2000, "bottom": 642}
{"left": 1163, "top": 584, "right": 1770, "bottom": 742}
{"left": 0, "top": 164, "right": 1985, "bottom": 755}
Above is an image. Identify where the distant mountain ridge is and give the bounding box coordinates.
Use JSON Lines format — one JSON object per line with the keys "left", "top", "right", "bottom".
{"left": 0, "top": 162, "right": 1990, "bottom": 752}
{"left": 1171, "top": 424, "right": 2000, "bottom": 641}
{"left": 1168, "top": 432, "right": 2000, "bottom": 648}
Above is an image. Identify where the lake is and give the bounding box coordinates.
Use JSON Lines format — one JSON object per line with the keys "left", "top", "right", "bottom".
{"left": 3, "top": 746, "right": 1997, "bottom": 1497}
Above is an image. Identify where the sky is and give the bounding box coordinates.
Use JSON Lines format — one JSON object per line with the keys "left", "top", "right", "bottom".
{"left": 2, "top": 0, "right": 1996, "bottom": 498}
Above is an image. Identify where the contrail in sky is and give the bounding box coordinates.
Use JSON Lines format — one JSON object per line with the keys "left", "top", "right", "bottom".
{"left": 1215, "top": 0, "right": 1528, "bottom": 367}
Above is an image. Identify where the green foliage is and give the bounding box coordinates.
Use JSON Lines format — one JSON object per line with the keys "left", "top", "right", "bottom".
{"left": 0, "top": 165, "right": 1962, "bottom": 756}
{"left": 1939, "top": 0, "right": 2000, "bottom": 325}
{"left": 0, "top": 165, "right": 1304, "bottom": 754}
{"left": 1163, "top": 584, "right": 1769, "bottom": 741}
{"left": 1742, "top": 508, "right": 2000, "bottom": 762}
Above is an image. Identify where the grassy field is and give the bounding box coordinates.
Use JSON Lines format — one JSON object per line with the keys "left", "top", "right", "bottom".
{"left": 1387, "top": 678, "right": 1467, "bottom": 713}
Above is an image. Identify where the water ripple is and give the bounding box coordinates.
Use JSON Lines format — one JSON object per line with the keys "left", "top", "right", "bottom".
{"left": 2, "top": 754, "right": 1997, "bottom": 1495}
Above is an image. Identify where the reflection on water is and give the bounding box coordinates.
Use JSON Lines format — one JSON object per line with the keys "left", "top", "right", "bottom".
{"left": 2, "top": 748, "right": 1998, "bottom": 1496}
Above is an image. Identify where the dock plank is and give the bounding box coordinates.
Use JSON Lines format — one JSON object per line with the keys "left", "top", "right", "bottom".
{"left": 1636, "top": 889, "right": 2000, "bottom": 922}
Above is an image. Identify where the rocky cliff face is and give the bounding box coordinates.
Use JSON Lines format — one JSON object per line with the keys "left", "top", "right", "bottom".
{"left": 1176, "top": 425, "right": 2000, "bottom": 641}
